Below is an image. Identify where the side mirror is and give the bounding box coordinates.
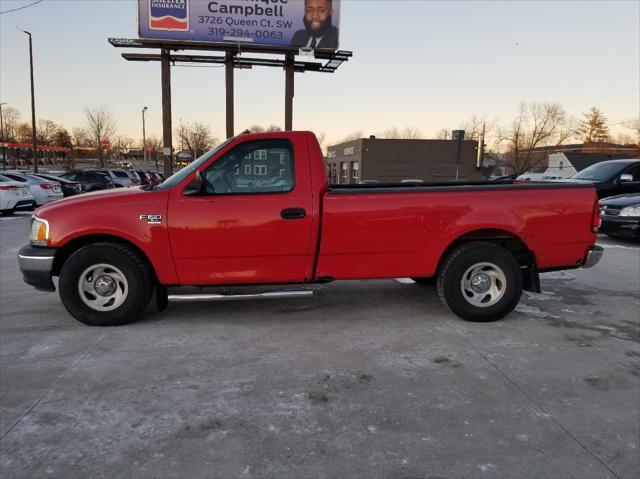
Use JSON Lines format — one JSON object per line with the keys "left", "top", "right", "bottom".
{"left": 619, "top": 173, "right": 633, "bottom": 183}
{"left": 183, "top": 171, "right": 205, "bottom": 196}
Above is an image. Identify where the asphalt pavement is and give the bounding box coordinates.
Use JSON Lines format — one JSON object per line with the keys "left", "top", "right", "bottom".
{"left": 0, "top": 212, "right": 638, "bottom": 479}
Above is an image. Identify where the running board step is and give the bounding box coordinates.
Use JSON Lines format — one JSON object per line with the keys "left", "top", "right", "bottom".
{"left": 167, "top": 290, "right": 314, "bottom": 302}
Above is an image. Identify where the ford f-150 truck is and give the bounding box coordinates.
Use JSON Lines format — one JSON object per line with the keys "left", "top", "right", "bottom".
{"left": 18, "top": 131, "right": 603, "bottom": 326}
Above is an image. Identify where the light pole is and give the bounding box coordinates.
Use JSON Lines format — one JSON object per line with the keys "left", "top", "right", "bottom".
{"left": 0, "top": 102, "right": 6, "bottom": 171}
{"left": 18, "top": 29, "right": 38, "bottom": 173}
{"left": 142, "top": 106, "right": 148, "bottom": 165}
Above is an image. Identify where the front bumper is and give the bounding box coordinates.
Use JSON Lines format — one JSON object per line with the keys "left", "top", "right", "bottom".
{"left": 582, "top": 245, "right": 604, "bottom": 269}
{"left": 17, "top": 244, "right": 57, "bottom": 291}
{"left": 599, "top": 217, "right": 640, "bottom": 238}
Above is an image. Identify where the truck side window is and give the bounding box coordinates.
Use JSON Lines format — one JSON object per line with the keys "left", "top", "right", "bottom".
{"left": 203, "top": 139, "right": 295, "bottom": 194}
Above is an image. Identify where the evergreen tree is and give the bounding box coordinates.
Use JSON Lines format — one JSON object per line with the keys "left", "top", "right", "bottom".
{"left": 577, "top": 107, "right": 610, "bottom": 143}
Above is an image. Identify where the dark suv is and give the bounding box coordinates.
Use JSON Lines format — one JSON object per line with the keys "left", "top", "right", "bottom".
{"left": 560, "top": 159, "right": 640, "bottom": 199}
{"left": 59, "top": 170, "right": 114, "bottom": 192}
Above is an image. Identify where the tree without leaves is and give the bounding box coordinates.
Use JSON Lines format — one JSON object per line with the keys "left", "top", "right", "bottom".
{"left": 177, "top": 122, "right": 218, "bottom": 157}
{"left": 246, "top": 124, "right": 282, "bottom": 133}
{"left": 71, "top": 127, "right": 92, "bottom": 148}
{"left": 434, "top": 128, "right": 451, "bottom": 140}
{"left": 498, "top": 102, "right": 573, "bottom": 176}
{"left": 621, "top": 118, "right": 640, "bottom": 144}
{"left": 84, "top": 105, "right": 117, "bottom": 167}
{"left": 378, "top": 126, "right": 423, "bottom": 140}
{"left": 0, "top": 106, "right": 21, "bottom": 141}
{"left": 336, "top": 131, "right": 363, "bottom": 144}
{"left": 577, "top": 107, "right": 609, "bottom": 143}
{"left": 36, "top": 119, "right": 58, "bottom": 145}
{"left": 16, "top": 122, "right": 33, "bottom": 143}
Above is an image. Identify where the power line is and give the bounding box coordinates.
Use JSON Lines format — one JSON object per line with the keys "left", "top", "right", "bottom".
{"left": 0, "top": 0, "right": 45, "bottom": 15}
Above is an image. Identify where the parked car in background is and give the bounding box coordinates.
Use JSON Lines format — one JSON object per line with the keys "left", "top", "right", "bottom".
{"left": 2, "top": 171, "right": 63, "bottom": 207}
{"left": 93, "top": 168, "right": 135, "bottom": 187}
{"left": 516, "top": 172, "right": 547, "bottom": 182}
{"left": 33, "top": 173, "right": 82, "bottom": 197}
{"left": 599, "top": 193, "right": 640, "bottom": 239}
{"left": 148, "top": 171, "right": 163, "bottom": 185}
{"left": 126, "top": 170, "right": 142, "bottom": 186}
{"left": 0, "top": 174, "right": 34, "bottom": 215}
{"left": 58, "top": 170, "right": 114, "bottom": 192}
{"left": 557, "top": 159, "right": 640, "bottom": 198}
{"left": 135, "top": 170, "right": 151, "bottom": 187}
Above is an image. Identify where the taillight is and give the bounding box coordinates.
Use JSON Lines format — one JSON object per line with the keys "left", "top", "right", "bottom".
{"left": 39, "top": 183, "right": 55, "bottom": 189}
{"left": 592, "top": 200, "right": 601, "bottom": 232}
{"left": 0, "top": 185, "right": 17, "bottom": 191}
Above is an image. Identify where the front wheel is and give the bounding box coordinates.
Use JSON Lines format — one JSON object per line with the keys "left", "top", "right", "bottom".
{"left": 59, "top": 242, "right": 153, "bottom": 326}
{"left": 437, "top": 242, "right": 523, "bottom": 322}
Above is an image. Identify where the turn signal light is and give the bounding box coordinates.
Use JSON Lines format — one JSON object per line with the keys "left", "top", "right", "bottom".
{"left": 36, "top": 223, "right": 47, "bottom": 241}
{"left": 29, "top": 216, "right": 50, "bottom": 246}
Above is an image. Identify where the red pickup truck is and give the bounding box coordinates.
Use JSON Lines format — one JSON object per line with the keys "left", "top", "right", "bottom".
{"left": 18, "top": 131, "right": 603, "bottom": 326}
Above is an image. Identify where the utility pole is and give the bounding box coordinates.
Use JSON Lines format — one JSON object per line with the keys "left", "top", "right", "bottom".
{"left": 18, "top": 29, "right": 38, "bottom": 173}
{"left": 0, "top": 102, "right": 7, "bottom": 171}
{"left": 476, "top": 123, "right": 486, "bottom": 169}
{"left": 142, "top": 106, "right": 148, "bottom": 165}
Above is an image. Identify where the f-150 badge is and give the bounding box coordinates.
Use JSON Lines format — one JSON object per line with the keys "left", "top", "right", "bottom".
{"left": 139, "top": 214, "right": 162, "bottom": 225}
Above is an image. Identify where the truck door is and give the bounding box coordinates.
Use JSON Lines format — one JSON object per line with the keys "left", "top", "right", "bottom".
{"left": 167, "top": 137, "right": 315, "bottom": 285}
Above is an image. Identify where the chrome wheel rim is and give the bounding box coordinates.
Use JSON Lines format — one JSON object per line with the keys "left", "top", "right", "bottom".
{"left": 77, "top": 263, "right": 128, "bottom": 312}
{"left": 460, "top": 262, "right": 506, "bottom": 308}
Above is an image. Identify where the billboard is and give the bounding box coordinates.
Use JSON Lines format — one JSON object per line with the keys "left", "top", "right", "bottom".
{"left": 138, "top": 0, "right": 341, "bottom": 49}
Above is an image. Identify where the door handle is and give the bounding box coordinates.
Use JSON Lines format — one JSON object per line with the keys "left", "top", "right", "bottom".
{"left": 281, "top": 208, "right": 306, "bottom": 220}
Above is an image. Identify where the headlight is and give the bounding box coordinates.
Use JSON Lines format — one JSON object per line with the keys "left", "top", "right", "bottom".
{"left": 619, "top": 205, "right": 640, "bottom": 217}
{"left": 30, "top": 216, "right": 50, "bottom": 246}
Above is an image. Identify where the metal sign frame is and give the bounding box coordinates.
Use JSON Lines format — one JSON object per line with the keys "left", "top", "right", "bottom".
{"left": 108, "top": 37, "right": 351, "bottom": 177}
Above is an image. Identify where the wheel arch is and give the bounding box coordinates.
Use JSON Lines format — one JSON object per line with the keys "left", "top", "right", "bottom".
{"left": 437, "top": 228, "right": 540, "bottom": 292}
{"left": 52, "top": 234, "right": 158, "bottom": 285}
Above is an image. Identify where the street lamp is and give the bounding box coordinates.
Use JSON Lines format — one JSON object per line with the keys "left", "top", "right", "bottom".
{"left": 142, "top": 106, "right": 148, "bottom": 165}
{"left": 0, "top": 102, "right": 7, "bottom": 171}
{"left": 17, "top": 29, "right": 38, "bottom": 173}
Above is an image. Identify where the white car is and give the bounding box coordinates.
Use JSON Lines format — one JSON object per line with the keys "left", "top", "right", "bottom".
{"left": 3, "top": 170, "right": 64, "bottom": 207}
{"left": 0, "top": 174, "right": 34, "bottom": 215}
{"left": 516, "top": 172, "right": 547, "bottom": 182}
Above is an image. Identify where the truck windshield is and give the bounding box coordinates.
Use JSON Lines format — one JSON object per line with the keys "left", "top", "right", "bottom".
{"left": 155, "top": 140, "right": 232, "bottom": 190}
{"left": 571, "top": 162, "right": 628, "bottom": 182}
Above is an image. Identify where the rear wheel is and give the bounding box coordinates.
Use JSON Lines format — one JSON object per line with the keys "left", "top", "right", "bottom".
{"left": 59, "top": 242, "right": 153, "bottom": 326}
{"left": 437, "top": 242, "right": 522, "bottom": 322}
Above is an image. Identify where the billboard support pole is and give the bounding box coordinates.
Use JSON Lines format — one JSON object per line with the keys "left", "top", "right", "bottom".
{"left": 161, "top": 48, "right": 173, "bottom": 177}
{"left": 225, "top": 52, "right": 234, "bottom": 139}
{"left": 284, "top": 53, "right": 294, "bottom": 131}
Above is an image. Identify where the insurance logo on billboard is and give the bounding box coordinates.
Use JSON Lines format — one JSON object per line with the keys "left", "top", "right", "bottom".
{"left": 138, "top": 0, "right": 341, "bottom": 49}
{"left": 149, "top": 0, "right": 189, "bottom": 31}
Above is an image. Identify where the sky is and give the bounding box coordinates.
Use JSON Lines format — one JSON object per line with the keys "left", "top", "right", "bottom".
{"left": 1, "top": 0, "right": 639, "bottom": 147}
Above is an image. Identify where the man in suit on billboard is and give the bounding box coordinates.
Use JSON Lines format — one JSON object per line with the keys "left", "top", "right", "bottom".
{"left": 290, "top": 0, "right": 339, "bottom": 49}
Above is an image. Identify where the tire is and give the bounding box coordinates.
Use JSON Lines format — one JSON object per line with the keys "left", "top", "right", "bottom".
{"left": 59, "top": 242, "right": 153, "bottom": 326}
{"left": 0, "top": 208, "right": 16, "bottom": 216}
{"left": 436, "top": 242, "right": 523, "bottom": 322}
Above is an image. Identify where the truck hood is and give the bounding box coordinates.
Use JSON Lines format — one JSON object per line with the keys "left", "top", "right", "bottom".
{"left": 34, "top": 187, "right": 148, "bottom": 216}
